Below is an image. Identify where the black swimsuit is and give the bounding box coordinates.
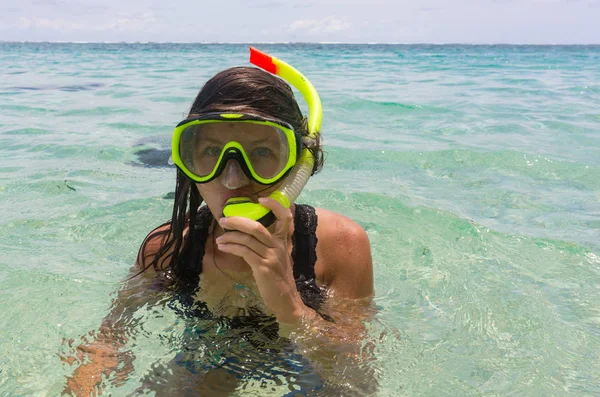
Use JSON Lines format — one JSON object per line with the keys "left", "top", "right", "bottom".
{"left": 140, "top": 205, "right": 329, "bottom": 395}
{"left": 192, "top": 203, "right": 326, "bottom": 313}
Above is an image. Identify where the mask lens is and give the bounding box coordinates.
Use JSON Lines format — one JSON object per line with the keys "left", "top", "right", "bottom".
{"left": 179, "top": 124, "right": 223, "bottom": 178}
{"left": 178, "top": 121, "right": 291, "bottom": 181}
{"left": 246, "top": 125, "right": 289, "bottom": 179}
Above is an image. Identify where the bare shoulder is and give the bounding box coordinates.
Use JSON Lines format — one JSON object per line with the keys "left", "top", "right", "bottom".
{"left": 313, "top": 207, "right": 374, "bottom": 299}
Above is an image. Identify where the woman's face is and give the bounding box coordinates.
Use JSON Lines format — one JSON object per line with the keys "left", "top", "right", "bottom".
{"left": 193, "top": 122, "right": 285, "bottom": 220}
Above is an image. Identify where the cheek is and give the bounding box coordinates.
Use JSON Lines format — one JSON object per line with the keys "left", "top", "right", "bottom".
{"left": 196, "top": 184, "right": 224, "bottom": 216}
{"left": 196, "top": 182, "right": 221, "bottom": 200}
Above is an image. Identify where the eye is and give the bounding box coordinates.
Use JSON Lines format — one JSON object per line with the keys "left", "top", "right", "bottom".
{"left": 251, "top": 147, "right": 274, "bottom": 158}
{"left": 203, "top": 146, "right": 222, "bottom": 157}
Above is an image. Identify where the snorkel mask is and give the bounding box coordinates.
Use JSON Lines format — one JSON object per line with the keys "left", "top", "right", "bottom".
{"left": 171, "top": 47, "right": 323, "bottom": 227}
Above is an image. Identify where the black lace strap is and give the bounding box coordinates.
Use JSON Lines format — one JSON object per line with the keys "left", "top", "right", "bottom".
{"left": 290, "top": 204, "right": 330, "bottom": 316}
{"left": 291, "top": 204, "right": 318, "bottom": 280}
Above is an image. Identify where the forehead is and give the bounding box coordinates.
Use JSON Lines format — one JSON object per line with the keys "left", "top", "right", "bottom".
{"left": 199, "top": 122, "right": 278, "bottom": 139}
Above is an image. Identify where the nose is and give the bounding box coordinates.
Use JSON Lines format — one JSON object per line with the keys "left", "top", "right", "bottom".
{"left": 220, "top": 159, "right": 250, "bottom": 190}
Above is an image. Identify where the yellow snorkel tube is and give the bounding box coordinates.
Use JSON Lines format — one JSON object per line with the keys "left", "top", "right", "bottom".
{"left": 222, "top": 47, "right": 323, "bottom": 227}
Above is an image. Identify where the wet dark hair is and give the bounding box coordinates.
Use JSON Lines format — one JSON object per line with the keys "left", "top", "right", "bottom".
{"left": 136, "top": 66, "right": 324, "bottom": 288}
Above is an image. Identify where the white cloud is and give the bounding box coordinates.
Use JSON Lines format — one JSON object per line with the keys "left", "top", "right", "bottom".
{"left": 98, "top": 12, "right": 157, "bottom": 32}
{"left": 18, "top": 16, "right": 84, "bottom": 30}
{"left": 16, "top": 12, "right": 159, "bottom": 32}
{"left": 288, "top": 17, "right": 352, "bottom": 35}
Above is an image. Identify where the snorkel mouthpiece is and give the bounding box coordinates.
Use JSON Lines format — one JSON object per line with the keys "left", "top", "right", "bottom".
{"left": 222, "top": 47, "right": 322, "bottom": 227}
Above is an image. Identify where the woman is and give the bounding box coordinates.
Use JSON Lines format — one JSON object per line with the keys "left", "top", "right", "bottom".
{"left": 64, "top": 48, "right": 374, "bottom": 396}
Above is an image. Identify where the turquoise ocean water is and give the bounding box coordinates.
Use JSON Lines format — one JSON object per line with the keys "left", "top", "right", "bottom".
{"left": 1, "top": 43, "right": 599, "bottom": 396}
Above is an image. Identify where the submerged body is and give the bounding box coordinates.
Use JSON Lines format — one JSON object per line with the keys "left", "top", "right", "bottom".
{"left": 133, "top": 203, "right": 372, "bottom": 395}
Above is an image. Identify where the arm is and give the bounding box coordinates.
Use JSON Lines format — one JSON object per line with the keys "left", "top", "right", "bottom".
{"left": 62, "top": 225, "right": 172, "bottom": 397}
{"left": 216, "top": 201, "right": 379, "bottom": 394}
{"left": 284, "top": 209, "right": 379, "bottom": 395}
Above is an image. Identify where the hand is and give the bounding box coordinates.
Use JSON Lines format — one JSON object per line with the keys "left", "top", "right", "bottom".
{"left": 216, "top": 197, "right": 307, "bottom": 324}
{"left": 61, "top": 336, "right": 134, "bottom": 396}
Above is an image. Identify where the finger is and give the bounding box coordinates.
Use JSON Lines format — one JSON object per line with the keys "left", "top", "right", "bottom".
{"left": 219, "top": 216, "right": 273, "bottom": 247}
{"left": 217, "top": 242, "right": 264, "bottom": 268}
{"left": 258, "top": 197, "right": 293, "bottom": 237}
{"left": 216, "top": 231, "right": 269, "bottom": 258}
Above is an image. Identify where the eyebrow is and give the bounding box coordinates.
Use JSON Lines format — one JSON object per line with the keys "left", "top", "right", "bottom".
{"left": 200, "top": 136, "right": 276, "bottom": 145}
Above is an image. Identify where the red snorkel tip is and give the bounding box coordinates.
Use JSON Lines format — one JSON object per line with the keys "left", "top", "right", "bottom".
{"left": 249, "top": 47, "right": 277, "bottom": 75}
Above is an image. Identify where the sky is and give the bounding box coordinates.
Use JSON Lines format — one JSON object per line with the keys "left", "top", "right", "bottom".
{"left": 1, "top": 0, "right": 599, "bottom": 44}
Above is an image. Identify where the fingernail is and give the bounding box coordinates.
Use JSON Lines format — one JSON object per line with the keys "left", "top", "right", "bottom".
{"left": 258, "top": 197, "right": 267, "bottom": 204}
{"left": 215, "top": 236, "right": 222, "bottom": 243}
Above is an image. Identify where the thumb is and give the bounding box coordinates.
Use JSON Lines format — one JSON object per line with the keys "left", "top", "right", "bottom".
{"left": 259, "top": 197, "right": 292, "bottom": 238}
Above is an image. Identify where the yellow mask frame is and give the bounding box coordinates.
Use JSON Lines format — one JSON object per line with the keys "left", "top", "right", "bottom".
{"left": 171, "top": 112, "right": 301, "bottom": 185}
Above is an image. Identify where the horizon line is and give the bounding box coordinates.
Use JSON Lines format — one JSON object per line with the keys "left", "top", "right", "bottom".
{"left": 1, "top": 40, "right": 599, "bottom": 46}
